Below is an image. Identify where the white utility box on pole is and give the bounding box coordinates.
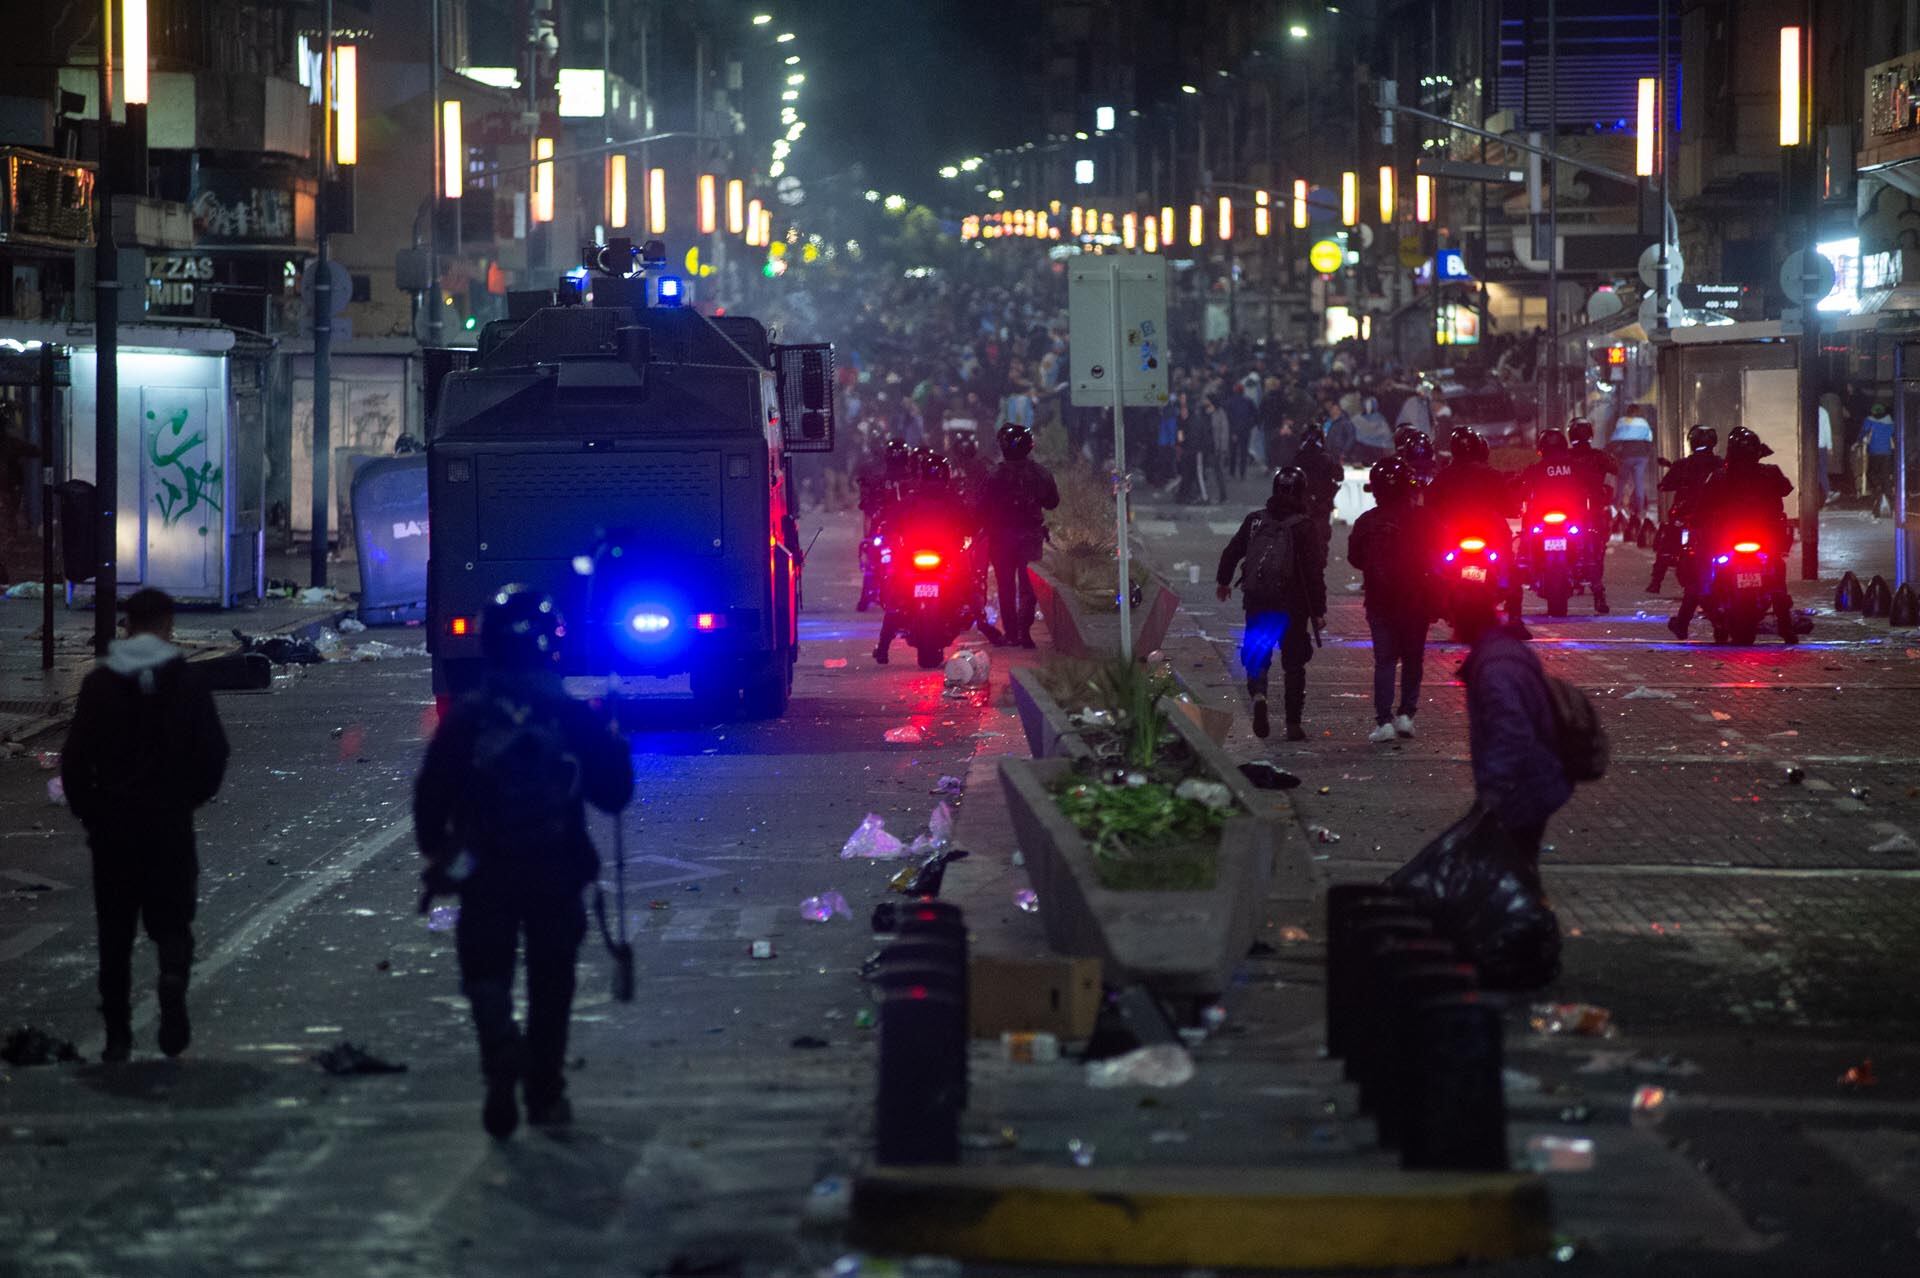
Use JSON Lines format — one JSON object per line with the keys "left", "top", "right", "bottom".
{"left": 1069, "top": 257, "right": 1169, "bottom": 660}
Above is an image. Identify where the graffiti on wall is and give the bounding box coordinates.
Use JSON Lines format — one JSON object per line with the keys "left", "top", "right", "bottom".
{"left": 146, "top": 405, "right": 223, "bottom": 530}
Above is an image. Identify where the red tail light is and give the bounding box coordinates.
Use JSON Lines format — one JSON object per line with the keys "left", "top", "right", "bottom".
{"left": 695, "top": 612, "right": 725, "bottom": 631}
{"left": 449, "top": 616, "right": 471, "bottom": 637}
{"left": 911, "top": 551, "right": 942, "bottom": 569}
{"left": 1732, "top": 541, "right": 1761, "bottom": 554}
{"left": 1458, "top": 538, "right": 1487, "bottom": 552}
{"left": 1543, "top": 511, "right": 1567, "bottom": 525}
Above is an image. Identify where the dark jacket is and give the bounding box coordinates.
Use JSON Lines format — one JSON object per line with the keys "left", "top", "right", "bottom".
{"left": 1696, "top": 461, "right": 1793, "bottom": 548}
{"left": 1461, "top": 624, "right": 1571, "bottom": 831}
{"left": 1293, "top": 444, "right": 1344, "bottom": 518}
{"left": 1659, "top": 451, "right": 1722, "bottom": 521}
{"left": 61, "top": 634, "right": 229, "bottom": 837}
{"left": 1517, "top": 456, "right": 1585, "bottom": 521}
{"left": 1348, "top": 503, "right": 1432, "bottom": 621}
{"left": 1217, "top": 498, "right": 1328, "bottom": 617}
{"left": 1428, "top": 459, "right": 1513, "bottom": 529}
{"left": 981, "top": 457, "right": 1060, "bottom": 555}
{"left": 414, "top": 669, "right": 634, "bottom": 894}
{"left": 1568, "top": 443, "right": 1618, "bottom": 513}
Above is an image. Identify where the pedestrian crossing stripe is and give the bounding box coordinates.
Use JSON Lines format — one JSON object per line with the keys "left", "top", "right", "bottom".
{"left": 646, "top": 905, "right": 784, "bottom": 942}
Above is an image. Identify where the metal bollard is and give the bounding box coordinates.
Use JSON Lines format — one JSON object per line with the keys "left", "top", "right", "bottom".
{"left": 1354, "top": 939, "right": 1457, "bottom": 1114}
{"left": 1375, "top": 961, "right": 1479, "bottom": 1149}
{"left": 874, "top": 980, "right": 966, "bottom": 1165}
{"left": 1338, "top": 914, "right": 1432, "bottom": 1081}
{"left": 1324, "top": 887, "right": 1418, "bottom": 1059}
{"left": 1401, "top": 991, "right": 1508, "bottom": 1172}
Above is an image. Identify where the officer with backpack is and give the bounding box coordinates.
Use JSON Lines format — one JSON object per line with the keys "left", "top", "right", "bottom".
{"left": 981, "top": 421, "right": 1061, "bottom": 648}
{"left": 60, "top": 588, "right": 229, "bottom": 1062}
{"left": 1216, "top": 467, "right": 1327, "bottom": 741}
{"left": 1348, "top": 457, "right": 1432, "bottom": 743}
{"left": 414, "top": 585, "right": 634, "bottom": 1138}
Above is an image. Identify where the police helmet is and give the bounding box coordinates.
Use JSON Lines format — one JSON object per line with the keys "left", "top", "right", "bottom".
{"left": 1393, "top": 425, "right": 1426, "bottom": 454}
{"left": 883, "top": 436, "right": 911, "bottom": 468}
{"left": 480, "top": 584, "right": 564, "bottom": 669}
{"left": 1726, "top": 425, "right": 1772, "bottom": 463}
{"left": 1448, "top": 426, "right": 1486, "bottom": 462}
{"left": 951, "top": 432, "right": 978, "bottom": 461}
{"left": 1568, "top": 419, "right": 1596, "bottom": 446}
{"left": 1368, "top": 456, "right": 1414, "bottom": 503}
{"left": 1271, "top": 466, "right": 1309, "bottom": 510}
{"left": 1687, "top": 424, "right": 1718, "bottom": 454}
{"left": 920, "top": 453, "right": 954, "bottom": 485}
{"left": 1402, "top": 433, "right": 1436, "bottom": 467}
{"left": 1537, "top": 428, "right": 1569, "bottom": 456}
{"left": 996, "top": 421, "right": 1035, "bottom": 459}
{"left": 1299, "top": 421, "right": 1327, "bottom": 449}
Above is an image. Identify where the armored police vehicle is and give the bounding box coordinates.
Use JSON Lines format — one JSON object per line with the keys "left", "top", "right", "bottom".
{"left": 426, "top": 240, "right": 835, "bottom": 719}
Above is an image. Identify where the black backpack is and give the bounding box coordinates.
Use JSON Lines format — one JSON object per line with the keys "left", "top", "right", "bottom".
{"left": 461, "top": 696, "right": 583, "bottom": 855}
{"left": 1243, "top": 512, "right": 1303, "bottom": 601}
{"left": 1543, "top": 675, "right": 1609, "bottom": 784}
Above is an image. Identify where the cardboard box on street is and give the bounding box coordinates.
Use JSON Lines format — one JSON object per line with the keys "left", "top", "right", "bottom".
{"left": 969, "top": 954, "right": 1103, "bottom": 1040}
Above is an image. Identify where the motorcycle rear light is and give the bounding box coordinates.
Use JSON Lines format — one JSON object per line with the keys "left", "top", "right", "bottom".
{"left": 912, "top": 551, "right": 942, "bottom": 569}
{"left": 1544, "top": 512, "right": 1567, "bottom": 524}
{"left": 695, "top": 613, "right": 725, "bottom": 631}
{"left": 449, "top": 616, "right": 470, "bottom": 637}
{"left": 1715, "top": 554, "right": 1730, "bottom": 565}
{"left": 1732, "top": 541, "right": 1761, "bottom": 554}
{"left": 1458, "top": 538, "right": 1486, "bottom": 552}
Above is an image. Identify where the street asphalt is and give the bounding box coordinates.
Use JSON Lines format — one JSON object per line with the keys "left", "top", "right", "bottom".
{"left": 1, "top": 484, "right": 1918, "bottom": 1276}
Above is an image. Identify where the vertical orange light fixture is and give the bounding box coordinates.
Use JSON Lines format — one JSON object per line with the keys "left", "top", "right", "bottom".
{"left": 1159, "top": 205, "right": 1174, "bottom": 246}
{"left": 1636, "top": 77, "right": 1657, "bottom": 175}
{"left": 1188, "top": 203, "right": 1203, "bottom": 246}
{"left": 1293, "top": 178, "right": 1309, "bottom": 229}
{"left": 745, "top": 197, "right": 764, "bottom": 245}
{"left": 531, "top": 137, "right": 554, "bottom": 221}
{"left": 698, "top": 174, "right": 718, "bottom": 234}
{"left": 1340, "top": 171, "right": 1357, "bottom": 226}
{"left": 1217, "top": 195, "right": 1232, "bottom": 240}
{"left": 442, "top": 101, "right": 464, "bottom": 199}
{"left": 1415, "top": 174, "right": 1433, "bottom": 223}
{"left": 1070, "top": 207, "right": 1083, "bottom": 236}
{"left": 1144, "top": 214, "right": 1159, "bottom": 253}
{"left": 757, "top": 206, "right": 772, "bottom": 246}
{"left": 1378, "top": 165, "right": 1395, "bottom": 221}
{"left": 1254, "top": 189, "right": 1270, "bottom": 236}
{"left": 124, "top": 0, "right": 149, "bottom": 105}
{"left": 647, "top": 167, "right": 666, "bottom": 234}
{"left": 334, "top": 45, "right": 358, "bottom": 164}
{"left": 727, "top": 179, "right": 745, "bottom": 234}
{"left": 1779, "top": 26, "right": 1802, "bottom": 147}
{"left": 607, "top": 154, "right": 628, "bottom": 228}
{"left": 1122, "top": 212, "right": 1137, "bottom": 248}
{"left": 1100, "top": 211, "right": 1115, "bottom": 237}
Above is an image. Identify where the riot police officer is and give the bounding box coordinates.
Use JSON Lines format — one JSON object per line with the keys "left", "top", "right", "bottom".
{"left": 1292, "top": 422, "right": 1344, "bottom": 541}
{"left": 1216, "top": 468, "right": 1328, "bottom": 742}
{"left": 1427, "top": 427, "right": 1524, "bottom": 632}
{"left": 1567, "top": 419, "right": 1618, "bottom": 613}
{"left": 875, "top": 453, "right": 994, "bottom": 661}
{"left": 1672, "top": 426, "right": 1797, "bottom": 644}
{"left": 1649, "top": 425, "right": 1721, "bottom": 594}
{"left": 414, "top": 585, "right": 634, "bottom": 1138}
{"left": 1395, "top": 426, "right": 1441, "bottom": 498}
{"left": 981, "top": 422, "right": 1060, "bottom": 648}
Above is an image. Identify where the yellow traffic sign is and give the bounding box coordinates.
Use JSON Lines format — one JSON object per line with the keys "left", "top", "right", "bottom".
{"left": 1308, "top": 239, "right": 1345, "bottom": 274}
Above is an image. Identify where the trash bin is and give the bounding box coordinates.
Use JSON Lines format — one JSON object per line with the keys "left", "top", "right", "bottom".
{"left": 56, "top": 480, "right": 96, "bottom": 583}
{"left": 350, "top": 455, "right": 429, "bottom": 625}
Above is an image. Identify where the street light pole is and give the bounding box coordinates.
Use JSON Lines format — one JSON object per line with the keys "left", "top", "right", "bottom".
{"left": 93, "top": 0, "right": 119, "bottom": 654}
{"left": 312, "top": 0, "right": 334, "bottom": 589}
{"left": 427, "top": 0, "right": 443, "bottom": 347}
{"left": 1545, "top": 0, "right": 1561, "bottom": 434}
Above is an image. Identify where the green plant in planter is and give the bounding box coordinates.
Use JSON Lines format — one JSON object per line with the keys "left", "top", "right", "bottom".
{"left": 1053, "top": 774, "right": 1224, "bottom": 891}
{"left": 1038, "top": 656, "right": 1179, "bottom": 767}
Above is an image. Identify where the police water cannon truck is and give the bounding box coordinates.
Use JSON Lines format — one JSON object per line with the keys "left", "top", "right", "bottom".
{"left": 426, "top": 238, "right": 835, "bottom": 718}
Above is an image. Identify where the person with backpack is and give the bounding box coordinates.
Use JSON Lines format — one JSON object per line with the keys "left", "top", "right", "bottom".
{"left": 1216, "top": 467, "right": 1327, "bottom": 741}
{"left": 60, "top": 588, "right": 230, "bottom": 1062}
{"left": 1348, "top": 457, "right": 1432, "bottom": 743}
{"left": 414, "top": 585, "right": 634, "bottom": 1138}
{"left": 981, "top": 421, "right": 1061, "bottom": 648}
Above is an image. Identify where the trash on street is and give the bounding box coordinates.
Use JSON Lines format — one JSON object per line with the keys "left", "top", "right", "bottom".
{"left": 841, "top": 813, "right": 907, "bottom": 859}
{"left": 313, "top": 1042, "right": 408, "bottom": 1075}
{"left": 1085, "top": 1043, "right": 1194, "bottom": 1088}
{"left": 800, "top": 891, "right": 852, "bottom": 922}
{"left": 1529, "top": 1002, "right": 1616, "bottom": 1037}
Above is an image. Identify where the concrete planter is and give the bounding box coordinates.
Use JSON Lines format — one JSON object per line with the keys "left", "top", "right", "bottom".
{"left": 1009, "top": 666, "right": 1093, "bottom": 761}
{"left": 998, "top": 753, "right": 1280, "bottom": 1004}
{"left": 1028, "top": 563, "right": 1181, "bottom": 661}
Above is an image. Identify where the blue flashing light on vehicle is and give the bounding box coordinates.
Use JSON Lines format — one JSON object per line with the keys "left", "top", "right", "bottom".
{"left": 628, "top": 610, "right": 672, "bottom": 634}
{"left": 656, "top": 276, "right": 685, "bottom": 306}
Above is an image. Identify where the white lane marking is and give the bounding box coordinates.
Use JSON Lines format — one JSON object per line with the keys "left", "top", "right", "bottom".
{"left": 2, "top": 868, "right": 73, "bottom": 890}
{"left": 732, "top": 905, "right": 782, "bottom": 939}
{"left": 0, "top": 922, "right": 65, "bottom": 962}
{"left": 1136, "top": 519, "right": 1178, "bottom": 536}
{"left": 657, "top": 907, "right": 715, "bottom": 942}
{"left": 117, "top": 818, "right": 414, "bottom": 1042}
{"left": 1207, "top": 521, "right": 1244, "bottom": 536}
{"left": 618, "top": 854, "right": 726, "bottom": 890}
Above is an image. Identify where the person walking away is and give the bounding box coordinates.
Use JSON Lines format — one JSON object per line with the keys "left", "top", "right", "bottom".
{"left": 1649, "top": 425, "right": 1721, "bottom": 594}
{"left": 1669, "top": 426, "right": 1797, "bottom": 644}
{"left": 1225, "top": 381, "right": 1258, "bottom": 480}
{"left": 1566, "top": 419, "right": 1618, "bottom": 613}
{"left": 414, "top": 585, "right": 634, "bottom": 1137}
{"left": 60, "top": 589, "right": 229, "bottom": 1062}
{"left": 1350, "top": 397, "right": 1394, "bottom": 463}
{"left": 1292, "top": 422, "right": 1344, "bottom": 545}
{"left": 1862, "top": 402, "right": 1896, "bottom": 516}
{"left": 1216, "top": 468, "right": 1327, "bottom": 742}
{"left": 1323, "top": 396, "right": 1356, "bottom": 463}
{"left": 1348, "top": 458, "right": 1432, "bottom": 742}
{"left": 1607, "top": 403, "right": 1655, "bottom": 523}
{"left": 1200, "top": 392, "right": 1230, "bottom": 503}
{"left": 982, "top": 422, "right": 1060, "bottom": 648}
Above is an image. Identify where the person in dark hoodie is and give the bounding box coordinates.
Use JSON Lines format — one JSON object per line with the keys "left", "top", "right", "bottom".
{"left": 1217, "top": 467, "right": 1328, "bottom": 741}
{"left": 60, "top": 588, "right": 229, "bottom": 1062}
{"left": 1453, "top": 573, "right": 1572, "bottom": 866}
{"left": 1349, "top": 457, "right": 1433, "bottom": 743}
{"left": 414, "top": 584, "right": 634, "bottom": 1138}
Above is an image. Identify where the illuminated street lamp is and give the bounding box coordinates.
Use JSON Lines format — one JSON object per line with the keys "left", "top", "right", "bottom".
{"left": 1778, "top": 26, "right": 1802, "bottom": 147}
{"left": 1340, "top": 171, "right": 1357, "bottom": 226}
{"left": 124, "top": 0, "right": 149, "bottom": 104}
{"left": 1122, "top": 211, "right": 1137, "bottom": 248}
{"left": 334, "top": 45, "right": 358, "bottom": 164}
{"left": 1254, "top": 189, "right": 1270, "bottom": 236}
{"left": 1160, "top": 205, "right": 1174, "bottom": 245}
{"left": 1415, "top": 174, "right": 1433, "bottom": 224}
{"left": 607, "top": 153, "right": 627, "bottom": 228}
{"left": 1188, "top": 203, "right": 1203, "bottom": 246}
{"left": 728, "top": 179, "right": 746, "bottom": 234}
{"left": 1293, "top": 179, "right": 1309, "bottom": 229}
{"left": 442, "top": 100, "right": 464, "bottom": 199}
{"left": 1144, "top": 214, "right": 1159, "bottom": 253}
{"left": 531, "top": 136, "right": 553, "bottom": 221}
{"left": 1378, "top": 165, "right": 1395, "bottom": 222}
{"left": 1217, "top": 195, "right": 1232, "bottom": 240}
{"left": 647, "top": 167, "right": 666, "bottom": 234}
{"left": 1636, "top": 77, "right": 1657, "bottom": 175}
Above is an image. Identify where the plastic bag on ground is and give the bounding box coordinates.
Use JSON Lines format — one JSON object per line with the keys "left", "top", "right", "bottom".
{"left": 882, "top": 725, "right": 924, "bottom": 744}
{"left": 1387, "top": 804, "right": 1561, "bottom": 990}
{"left": 840, "top": 814, "right": 908, "bottom": 859}
{"left": 943, "top": 649, "right": 992, "bottom": 689}
{"left": 906, "top": 802, "right": 956, "bottom": 857}
{"left": 338, "top": 616, "right": 368, "bottom": 633}
{"left": 800, "top": 891, "right": 852, "bottom": 922}
{"left": 1085, "top": 1043, "right": 1195, "bottom": 1088}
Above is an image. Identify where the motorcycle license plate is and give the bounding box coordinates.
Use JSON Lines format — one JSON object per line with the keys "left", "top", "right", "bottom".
{"left": 1543, "top": 537, "right": 1568, "bottom": 552}
{"left": 1461, "top": 565, "right": 1489, "bottom": 583}
{"left": 913, "top": 582, "right": 940, "bottom": 598}
{"left": 1735, "top": 572, "right": 1762, "bottom": 589}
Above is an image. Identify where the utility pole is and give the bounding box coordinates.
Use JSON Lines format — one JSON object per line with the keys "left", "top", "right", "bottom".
{"left": 312, "top": 0, "right": 334, "bottom": 589}
{"left": 1794, "top": 0, "right": 1820, "bottom": 580}
{"left": 93, "top": 0, "right": 119, "bottom": 654}
{"left": 1544, "top": 0, "right": 1561, "bottom": 433}
{"left": 427, "top": 0, "right": 443, "bottom": 346}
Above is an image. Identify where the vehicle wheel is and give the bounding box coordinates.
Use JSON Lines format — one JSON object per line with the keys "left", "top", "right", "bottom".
{"left": 915, "top": 644, "right": 945, "bottom": 669}
{"left": 741, "top": 654, "right": 792, "bottom": 719}
{"left": 1729, "top": 616, "right": 1759, "bottom": 646}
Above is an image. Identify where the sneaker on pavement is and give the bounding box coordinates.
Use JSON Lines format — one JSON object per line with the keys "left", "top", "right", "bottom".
{"left": 1367, "top": 722, "right": 1397, "bottom": 744}
{"left": 1393, "top": 714, "right": 1416, "bottom": 738}
{"left": 1251, "top": 698, "right": 1270, "bottom": 739}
